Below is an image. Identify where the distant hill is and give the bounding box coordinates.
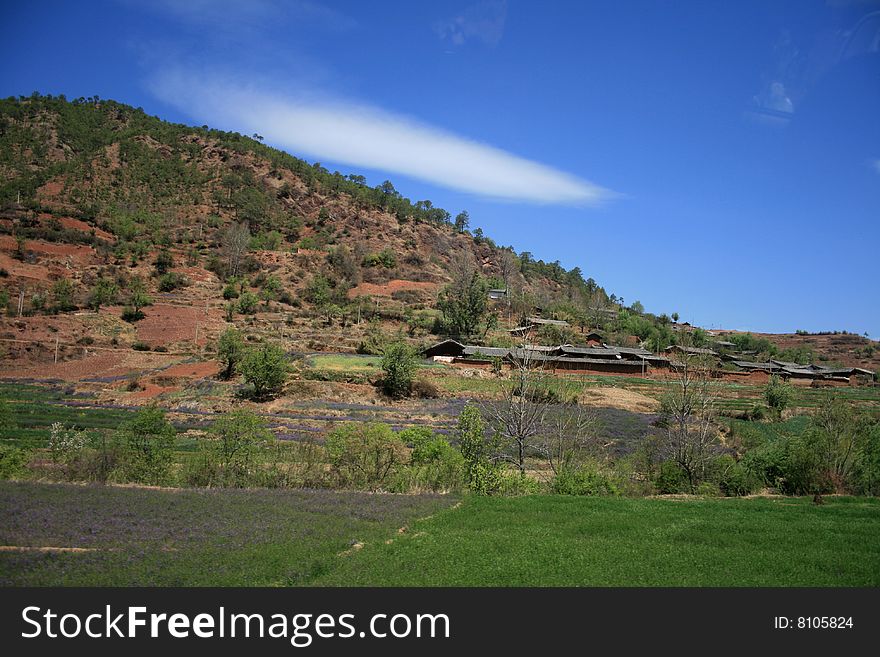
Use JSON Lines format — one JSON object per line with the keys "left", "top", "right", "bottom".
{"left": 0, "top": 93, "right": 613, "bottom": 315}
{"left": 0, "top": 93, "right": 876, "bottom": 372}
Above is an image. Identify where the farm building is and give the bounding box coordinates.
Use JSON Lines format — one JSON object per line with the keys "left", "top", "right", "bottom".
{"left": 487, "top": 288, "right": 508, "bottom": 300}
{"left": 665, "top": 345, "right": 718, "bottom": 357}
{"left": 555, "top": 345, "right": 622, "bottom": 359}
{"left": 727, "top": 359, "right": 876, "bottom": 385}
{"left": 422, "top": 339, "right": 469, "bottom": 359}
{"left": 422, "top": 339, "right": 670, "bottom": 376}
{"left": 510, "top": 316, "right": 571, "bottom": 337}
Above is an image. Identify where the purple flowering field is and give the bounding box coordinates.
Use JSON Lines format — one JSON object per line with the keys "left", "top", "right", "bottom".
{"left": 0, "top": 481, "right": 457, "bottom": 586}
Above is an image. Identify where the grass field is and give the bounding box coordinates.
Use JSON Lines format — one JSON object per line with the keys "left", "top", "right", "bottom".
{"left": 314, "top": 495, "right": 880, "bottom": 587}
{"left": 2, "top": 482, "right": 878, "bottom": 587}
{"left": 0, "top": 482, "right": 456, "bottom": 586}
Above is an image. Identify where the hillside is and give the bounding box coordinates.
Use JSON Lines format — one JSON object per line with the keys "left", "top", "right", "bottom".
{"left": 0, "top": 94, "right": 621, "bottom": 362}
{"left": 0, "top": 93, "right": 877, "bottom": 377}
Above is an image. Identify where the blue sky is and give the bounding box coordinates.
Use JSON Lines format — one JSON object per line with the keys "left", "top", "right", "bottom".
{"left": 2, "top": 1, "right": 878, "bottom": 335}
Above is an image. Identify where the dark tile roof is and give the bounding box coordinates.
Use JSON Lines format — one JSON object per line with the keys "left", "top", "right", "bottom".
{"left": 557, "top": 345, "right": 621, "bottom": 358}
{"left": 461, "top": 346, "right": 510, "bottom": 358}
{"left": 526, "top": 316, "right": 570, "bottom": 326}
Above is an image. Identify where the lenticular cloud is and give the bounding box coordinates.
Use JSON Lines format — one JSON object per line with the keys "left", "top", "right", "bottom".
{"left": 150, "top": 69, "right": 613, "bottom": 205}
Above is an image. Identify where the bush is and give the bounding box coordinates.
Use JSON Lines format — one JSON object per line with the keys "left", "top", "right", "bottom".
{"left": 498, "top": 471, "right": 542, "bottom": 496}
{"left": 742, "top": 434, "right": 824, "bottom": 495}
{"left": 381, "top": 341, "right": 417, "bottom": 398}
{"left": 207, "top": 409, "right": 273, "bottom": 487}
{"left": 744, "top": 404, "right": 766, "bottom": 422}
{"left": 356, "top": 322, "right": 388, "bottom": 355}
{"left": 132, "top": 341, "right": 150, "bottom": 351}
{"left": 48, "top": 421, "right": 87, "bottom": 470}
{"left": 391, "top": 430, "right": 464, "bottom": 493}
{"left": 764, "top": 376, "right": 793, "bottom": 416}
{"left": 121, "top": 307, "right": 145, "bottom": 322}
{"left": 362, "top": 249, "right": 397, "bottom": 268}
{"left": 217, "top": 327, "right": 245, "bottom": 379}
{"left": 237, "top": 290, "right": 259, "bottom": 314}
{"left": 158, "top": 271, "right": 187, "bottom": 292}
{"left": 457, "top": 403, "right": 503, "bottom": 495}
{"left": 0, "top": 445, "right": 30, "bottom": 480}
{"left": 411, "top": 378, "right": 440, "bottom": 399}
{"left": 695, "top": 481, "right": 721, "bottom": 496}
{"left": 654, "top": 460, "right": 689, "bottom": 494}
{"left": 240, "top": 342, "right": 289, "bottom": 399}
{"left": 117, "top": 406, "right": 176, "bottom": 485}
{"left": 51, "top": 278, "right": 77, "bottom": 312}
{"left": 715, "top": 455, "right": 759, "bottom": 497}
{"left": 222, "top": 283, "right": 240, "bottom": 300}
{"left": 326, "top": 422, "right": 409, "bottom": 489}
{"left": 551, "top": 463, "right": 619, "bottom": 496}
{"left": 154, "top": 249, "right": 174, "bottom": 275}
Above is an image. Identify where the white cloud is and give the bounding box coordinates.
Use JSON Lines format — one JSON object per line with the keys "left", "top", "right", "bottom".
{"left": 125, "top": 0, "right": 356, "bottom": 33}
{"left": 434, "top": 0, "right": 508, "bottom": 47}
{"left": 873, "top": 159, "right": 880, "bottom": 175}
{"left": 149, "top": 69, "right": 613, "bottom": 205}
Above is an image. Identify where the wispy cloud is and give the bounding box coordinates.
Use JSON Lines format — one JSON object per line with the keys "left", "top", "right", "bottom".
{"left": 872, "top": 159, "right": 880, "bottom": 175}
{"left": 434, "top": 0, "right": 508, "bottom": 48}
{"left": 149, "top": 69, "right": 612, "bottom": 205}
{"left": 124, "top": 0, "right": 356, "bottom": 34}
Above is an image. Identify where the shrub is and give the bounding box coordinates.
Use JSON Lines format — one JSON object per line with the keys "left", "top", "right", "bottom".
{"left": 117, "top": 406, "right": 176, "bottom": 485}
{"left": 208, "top": 409, "right": 273, "bottom": 487}
{"left": 392, "top": 429, "right": 464, "bottom": 493}
{"left": 411, "top": 378, "right": 440, "bottom": 399}
{"left": 132, "top": 341, "right": 150, "bottom": 351}
{"left": 121, "top": 307, "right": 145, "bottom": 322}
{"left": 0, "top": 445, "right": 30, "bottom": 480}
{"left": 87, "top": 277, "right": 117, "bottom": 312}
{"left": 222, "top": 283, "right": 240, "bottom": 300}
{"left": 217, "top": 327, "right": 245, "bottom": 379}
{"left": 551, "top": 463, "right": 619, "bottom": 496}
{"left": 356, "top": 322, "right": 388, "bottom": 355}
{"left": 497, "top": 471, "right": 542, "bottom": 496}
{"left": 51, "top": 278, "right": 77, "bottom": 312}
{"left": 237, "top": 290, "right": 259, "bottom": 314}
{"left": 381, "top": 341, "right": 417, "bottom": 398}
{"left": 240, "top": 342, "right": 289, "bottom": 399}
{"left": 457, "top": 403, "right": 502, "bottom": 495}
{"left": 695, "top": 481, "right": 721, "bottom": 496}
{"left": 326, "top": 422, "right": 409, "bottom": 489}
{"left": 154, "top": 249, "right": 174, "bottom": 275}
{"left": 48, "top": 421, "right": 87, "bottom": 467}
{"left": 362, "top": 249, "right": 397, "bottom": 268}
{"left": 764, "top": 376, "right": 793, "bottom": 416}
{"left": 654, "top": 460, "right": 689, "bottom": 494}
{"left": 715, "top": 455, "right": 759, "bottom": 497}
{"left": 158, "top": 271, "right": 187, "bottom": 292}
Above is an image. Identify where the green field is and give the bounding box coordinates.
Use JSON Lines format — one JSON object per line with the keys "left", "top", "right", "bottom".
{"left": 2, "top": 482, "right": 878, "bottom": 587}
{"left": 316, "top": 495, "right": 880, "bottom": 586}
{"left": 0, "top": 481, "right": 456, "bottom": 586}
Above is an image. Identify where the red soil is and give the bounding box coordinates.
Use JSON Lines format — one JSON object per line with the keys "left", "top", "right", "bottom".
{"left": 160, "top": 360, "right": 221, "bottom": 379}
{"left": 52, "top": 214, "right": 115, "bottom": 241}
{"left": 135, "top": 303, "right": 223, "bottom": 347}
{"left": 0, "top": 236, "right": 97, "bottom": 263}
{"left": 0, "top": 350, "right": 177, "bottom": 382}
{"left": 348, "top": 279, "right": 439, "bottom": 299}
{"left": 0, "top": 253, "right": 50, "bottom": 281}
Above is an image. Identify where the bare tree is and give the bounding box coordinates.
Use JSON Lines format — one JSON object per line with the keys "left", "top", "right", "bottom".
{"left": 482, "top": 342, "right": 557, "bottom": 476}
{"left": 223, "top": 222, "right": 251, "bottom": 278}
{"left": 660, "top": 353, "right": 719, "bottom": 493}
{"left": 496, "top": 249, "right": 517, "bottom": 325}
{"left": 535, "top": 383, "right": 601, "bottom": 476}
